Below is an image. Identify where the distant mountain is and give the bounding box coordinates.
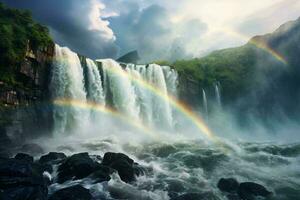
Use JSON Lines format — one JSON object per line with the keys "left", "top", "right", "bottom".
{"left": 117, "top": 51, "right": 140, "bottom": 64}
{"left": 172, "top": 17, "right": 300, "bottom": 124}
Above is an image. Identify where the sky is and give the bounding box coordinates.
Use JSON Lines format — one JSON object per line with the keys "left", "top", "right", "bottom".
{"left": 1, "top": 0, "right": 300, "bottom": 62}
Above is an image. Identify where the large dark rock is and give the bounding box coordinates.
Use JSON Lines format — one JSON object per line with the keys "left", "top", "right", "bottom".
{"left": 0, "top": 158, "right": 48, "bottom": 200}
{"left": 48, "top": 185, "right": 92, "bottom": 200}
{"left": 87, "top": 165, "right": 114, "bottom": 183}
{"left": 57, "top": 152, "right": 101, "bottom": 183}
{"left": 102, "top": 152, "right": 139, "bottom": 183}
{"left": 39, "top": 152, "right": 66, "bottom": 164}
{"left": 237, "top": 182, "right": 272, "bottom": 200}
{"left": 102, "top": 152, "right": 134, "bottom": 166}
{"left": 0, "top": 185, "right": 47, "bottom": 200}
{"left": 217, "top": 178, "right": 239, "bottom": 193}
{"left": 14, "top": 153, "right": 34, "bottom": 163}
{"left": 0, "top": 158, "right": 34, "bottom": 177}
{"left": 226, "top": 194, "right": 241, "bottom": 200}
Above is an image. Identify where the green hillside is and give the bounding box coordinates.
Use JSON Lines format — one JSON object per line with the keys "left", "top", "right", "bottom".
{"left": 0, "top": 3, "right": 52, "bottom": 84}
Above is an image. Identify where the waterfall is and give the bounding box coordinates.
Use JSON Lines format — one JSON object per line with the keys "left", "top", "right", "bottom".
{"left": 99, "top": 59, "right": 140, "bottom": 120}
{"left": 85, "top": 58, "right": 105, "bottom": 104}
{"left": 202, "top": 89, "right": 208, "bottom": 118}
{"left": 49, "top": 44, "right": 87, "bottom": 134}
{"left": 147, "top": 64, "right": 173, "bottom": 129}
{"left": 50, "top": 46, "right": 178, "bottom": 135}
{"left": 215, "top": 82, "right": 222, "bottom": 107}
{"left": 162, "top": 66, "right": 178, "bottom": 96}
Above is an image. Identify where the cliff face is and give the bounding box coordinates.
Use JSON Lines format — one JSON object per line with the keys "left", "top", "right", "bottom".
{"left": 0, "top": 43, "right": 54, "bottom": 141}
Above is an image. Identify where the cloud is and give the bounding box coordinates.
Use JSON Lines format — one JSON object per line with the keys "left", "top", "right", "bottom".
{"left": 236, "top": 0, "right": 300, "bottom": 37}
{"left": 105, "top": 2, "right": 208, "bottom": 62}
{"left": 1, "top": 0, "right": 299, "bottom": 61}
{"left": 1, "top": 0, "right": 118, "bottom": 59}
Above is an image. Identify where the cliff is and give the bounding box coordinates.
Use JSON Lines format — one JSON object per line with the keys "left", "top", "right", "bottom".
{"left": 0, "top": 3, "right": 54, "bottom": 142}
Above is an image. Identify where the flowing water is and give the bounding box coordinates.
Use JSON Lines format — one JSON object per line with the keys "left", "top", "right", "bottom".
{"left": 202, "top": 89, "right": 208, "bottom": 119}
{"left": 44, "top": 138, "right": 300, "bottom": 200}
{"left": 49, "top": 44, "right": 88, "bottom": 135}
{"left": 215, "top": 82, "right": 222, "bottom": 107}
{"left": 47, "top": 45, "right": 300, "bottom": 200}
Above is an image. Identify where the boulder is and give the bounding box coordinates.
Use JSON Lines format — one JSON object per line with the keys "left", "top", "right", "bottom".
{"left": 0, "top": 158, "right": 34, "bottom": 177}
{"left": 14, "top": 153, "right": 34, "bottom": 163}
{"left": 0, "top": 158, "right": 48, "bottom": 200}
{"left": 102, "top": 152, "right": 138, "bottom": 183}
{"left": 226, "top": 194, "right": 241, "bottom": 200}
{"left": 87, "top": 165, "right": 114, "bottom": 183}
{"left": 102, "top": 152, "right": 134, "bottom": 166}
{"left": 33, "top": 162, "right": 53, "bottom": 174}
{"left": 48, "top": 185, "right": 92, "bottom": 200}
{"left": 217, "top": 178, "right": 239, "bottom": 193}
{"left": 39, "top": 152, "right": 66, "bottom": 164}
{"left": 0, "top": 185, "right": 47, "bottom": 200}
{"left": 238, "top": 182, "right": 272, "bottom": 200}
{"left": 57, "top": 152, "right": 101, "bottom": 183}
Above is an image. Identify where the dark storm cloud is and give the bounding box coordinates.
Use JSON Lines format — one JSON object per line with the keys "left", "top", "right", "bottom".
{"left": 0, "top": 0, "right": 208, "bottom": 61}
{"left": 0, "top": 0, "right": 118, "bottom": 59}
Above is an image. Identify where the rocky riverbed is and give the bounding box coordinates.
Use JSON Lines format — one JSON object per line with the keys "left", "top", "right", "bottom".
{"left": 1, "top": 139, "right": 299, "bottom": 200}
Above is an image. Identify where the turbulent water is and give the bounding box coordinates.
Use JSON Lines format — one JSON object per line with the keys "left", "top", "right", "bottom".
{"left": 42, "top": 138, "right": 300, "bottom": 200}
{"left": 47, "top": 45, "right": 300, "bottom": 200}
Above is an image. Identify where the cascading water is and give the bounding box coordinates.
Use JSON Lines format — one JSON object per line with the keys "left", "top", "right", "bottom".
{"left": 49, "top": 44, "right": 87, "bottom": 135}
{"left": 202, "top": 89, "right": 208, "bottom": 118}
{"left": 215, "top": 82, "right": 222, "bottom": 107}
{"left": 99, "top": 59, "right": 140, "bottom": 121}
{"left": 162, "top": 66, "right": 178, "bottom": 96}
{"left": 50, "top": 46, "right": 178, "bottom": 134}
{"left": 85, "top": 58, "right": 105, "bottom": 104}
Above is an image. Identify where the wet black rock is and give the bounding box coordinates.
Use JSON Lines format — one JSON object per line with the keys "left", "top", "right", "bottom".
{"left": 171, "top": 192, "right": 220, "bottom": 200}
{"left": 217, "top": 178, "right": 239, "bottom": 193}
{"left": 39, "top": 152, "right": 66, "bottom": 164}
{"left": 14, "top": 153, "right": 34, "bottom": 163}
{"left": 237, "top": 182, "right": 272, "bottom": 200}
{"left": 57, "top": 152, "right": 101, "bottom": 183}
{"left": 48, "top": 185, "right": 92, "bottom": 200}
{"left": 102, "top": 152, "right": 134, "bottom": 166}
{"left": 0, "top": 185, "right": 47, "bottom": 200}
{"left": 87, "top": 165, "right": 114, "bottom": 183}
{"left": 226, "top": 194, "right": 241, "bottom": 200}
{"left": 0, "top": 158, "right": 34, "bottom": 177}
{"left": 0, "top": 158, "right": 48, "bottom": 200}
{"left": 34, "top": 162, "right": 53, "bottom": 174}
{"left": 102, "top": 152, "right": 137, "bottom": 183}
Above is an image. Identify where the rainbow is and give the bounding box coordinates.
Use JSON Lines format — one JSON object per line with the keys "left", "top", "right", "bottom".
{"left": 100, "top": 63, "right": 219, "bottom": 142}
{"left": 213, "top": 27, "right": 287, "bottom": 65}
{"left": 53, "top": 98, "right": 159, "bottom": 140}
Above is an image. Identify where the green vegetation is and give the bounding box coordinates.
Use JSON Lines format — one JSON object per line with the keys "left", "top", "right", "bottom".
{"left": 156, "top": 44, "right": 258, "bottom": 100}
{"left": 0, "top": 3, "right": 52, "bottom": 84}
